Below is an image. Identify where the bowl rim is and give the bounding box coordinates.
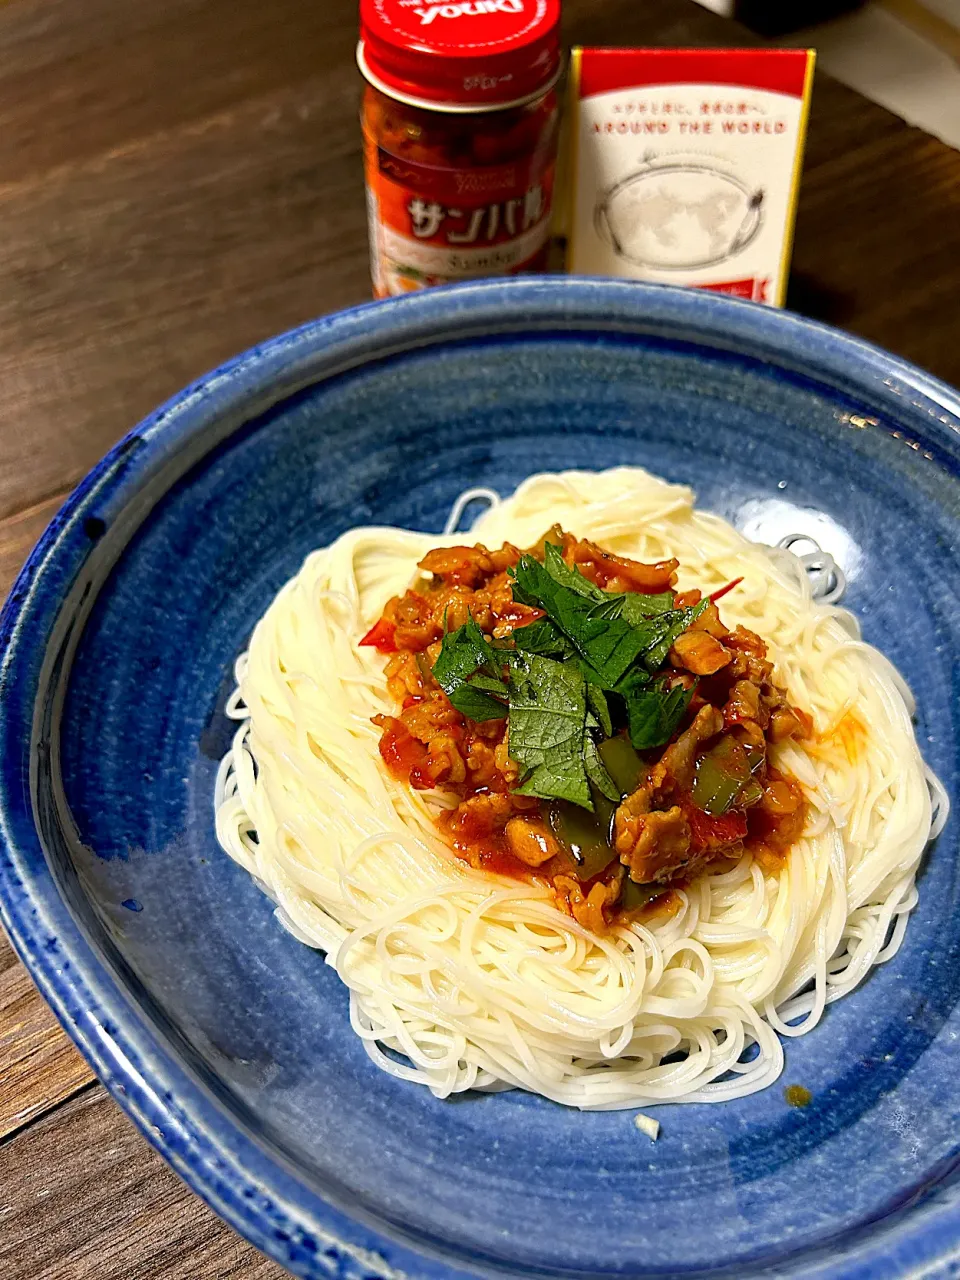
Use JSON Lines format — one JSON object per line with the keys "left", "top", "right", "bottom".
{"left": 1, "top": 276, "right": 959, "bottom": 1280}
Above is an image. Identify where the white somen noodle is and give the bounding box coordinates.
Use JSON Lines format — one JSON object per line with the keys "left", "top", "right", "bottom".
{"left": 214, "top": 468, "right": 946, "bottom": 1110}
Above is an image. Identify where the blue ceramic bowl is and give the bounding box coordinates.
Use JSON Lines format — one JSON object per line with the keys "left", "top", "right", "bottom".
{"left": 1, "top": 278, "right": 959, "bottom": 1280}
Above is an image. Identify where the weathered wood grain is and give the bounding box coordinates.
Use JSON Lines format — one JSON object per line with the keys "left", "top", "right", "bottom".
{"left": 0, "top": 67, "right": 368, "bottom": 521}
{"left": 0, "top": 929, "right": 93, "bottom": 1141}
{"left": 0, "top": 494, "right": 94, "bottom": 1142}
{"left": 0, "top": 493, "right": 65, "bottom": 598}
{"left": 0, "top": 1087, "right": 285, "bottom": 1279}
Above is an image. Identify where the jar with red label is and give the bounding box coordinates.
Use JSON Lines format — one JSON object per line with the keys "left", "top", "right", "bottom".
{"left": 357, "top": 0, "right": 562, "bottom": 297}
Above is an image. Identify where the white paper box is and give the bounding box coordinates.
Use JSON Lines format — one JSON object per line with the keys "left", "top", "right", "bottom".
{"left": 566, "top": 48, "right": 815, "bottom": 306}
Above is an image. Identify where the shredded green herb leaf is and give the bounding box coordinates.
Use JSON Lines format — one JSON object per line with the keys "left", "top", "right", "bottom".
{"left": 432, "top": 615, "right": 496, "bottom": 685}
{"left": 637, "top": 600, "right": 708, "bottom": 672}
{"left": 624, "top": 681, "right": 696, "bottom": 750}
{"left": 512, "top": 617, "right": 576, "bottom": 658}
{"left": 542, "top": 542, "right": 606, "bottom": 601}
{"left": 432, "top": 618, "right": 508, "bottom": 721}
{"left": 620, "top": 591, "right": 676, "bottom": 621}
{"left": 586, "top": 682, "right": 613, "bottom": 737}
{"left": 583, "top": 732, "right": 620, "bottom": 802}
{"left": 511, "top": 548, "right": 705, "bottom": 689}
{"left": 432, "top": 547, "right": 708, "bottom": 803}
{"left": 511, "top": 556, "right": 643, "bottom": 685}
{"left": 508, "top": 655, "right": 592, "bottom": 809}
{"left": 450, "top": 685, "right": 509, "bottom": 721}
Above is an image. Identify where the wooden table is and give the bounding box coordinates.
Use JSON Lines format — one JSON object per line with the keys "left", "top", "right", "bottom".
{"left": 0, "top": 1, "right": 958, "bottom": 1275}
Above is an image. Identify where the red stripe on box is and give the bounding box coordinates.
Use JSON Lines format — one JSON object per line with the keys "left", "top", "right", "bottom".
{"left": 698, "top": 277, "right": 770, "bottom": 302}
{"left": 575, "top": 49, "right": 812, "bottom": 100}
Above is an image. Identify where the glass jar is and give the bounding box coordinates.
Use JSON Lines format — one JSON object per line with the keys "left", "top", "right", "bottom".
{"left": 357, "top": 0, "right": 562, "bottom": 298}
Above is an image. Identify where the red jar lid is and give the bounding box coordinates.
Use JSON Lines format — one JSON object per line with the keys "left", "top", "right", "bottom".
{"left": 358, "top": 0, "right": 562, "bottom": 111}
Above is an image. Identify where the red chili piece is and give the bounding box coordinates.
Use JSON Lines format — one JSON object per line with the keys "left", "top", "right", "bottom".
{"left": 708, "top": 576, "right": 744, "bottom": 603}
{"left": 359, "top": 617, "right": 398, "bottom": 653}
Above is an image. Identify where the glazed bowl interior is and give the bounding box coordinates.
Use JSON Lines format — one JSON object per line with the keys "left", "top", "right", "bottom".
{"left": 2, "top": 279, "right": 959, "bottom": 1280}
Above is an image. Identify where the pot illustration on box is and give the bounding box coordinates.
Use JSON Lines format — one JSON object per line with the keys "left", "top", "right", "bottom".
{"left": 594, "top": 156, "right": 764, "bottom": 271}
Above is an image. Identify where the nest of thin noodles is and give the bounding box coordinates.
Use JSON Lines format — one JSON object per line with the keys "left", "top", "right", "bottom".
{"left": 215, "top": 469, "right": 946, "bottom": 1109}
